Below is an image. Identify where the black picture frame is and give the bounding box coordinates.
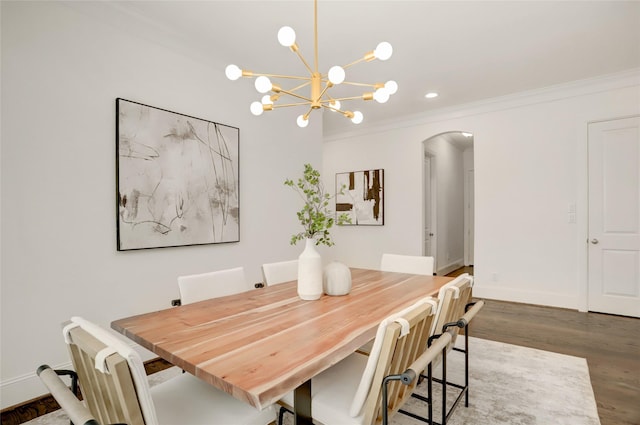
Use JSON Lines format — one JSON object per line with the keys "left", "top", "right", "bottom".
{"left": 116, "top": 98, "right": 240, "bottom": 250}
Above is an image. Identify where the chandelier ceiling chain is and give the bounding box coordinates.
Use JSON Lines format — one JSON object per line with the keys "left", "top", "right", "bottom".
{"left": 225, "top": 0, "right": 397, "bottom": 128}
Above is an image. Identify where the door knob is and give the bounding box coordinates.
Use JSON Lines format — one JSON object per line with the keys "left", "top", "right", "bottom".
{"left": 590, "top": 238, "right": 599, "bottom": 244}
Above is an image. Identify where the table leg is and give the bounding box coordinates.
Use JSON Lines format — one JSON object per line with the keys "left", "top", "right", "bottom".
{"left": 293, "top": 379, "right": 312, "bottom": 425}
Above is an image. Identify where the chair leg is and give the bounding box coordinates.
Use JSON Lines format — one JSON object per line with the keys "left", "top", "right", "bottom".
{"left": 464, "top": 327, "right": 469, "bottom": 407}
{"left": 277, "top": 405, "right": 294, "bottom": 425}
{"left": 441, "top": 350, "right": 447, "bottom": 425}
{"left": 427, "top": 362, "right": 433, "bottom": 425}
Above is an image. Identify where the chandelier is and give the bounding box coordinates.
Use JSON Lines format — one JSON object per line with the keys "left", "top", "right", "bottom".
{"left": 225, "top": 0, "right": 397, "bottom": 128}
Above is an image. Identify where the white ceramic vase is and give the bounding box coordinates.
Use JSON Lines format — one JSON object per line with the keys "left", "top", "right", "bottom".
{"left": 297, "top": 238, "right": 323, "bottom": 300}
{"left": 323, "top": 262, "right": 352, "bottom": 296}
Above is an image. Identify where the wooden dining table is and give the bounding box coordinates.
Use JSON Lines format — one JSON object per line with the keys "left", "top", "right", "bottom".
{"left": 111, "top": 268, "right": 452, "bottom": 425}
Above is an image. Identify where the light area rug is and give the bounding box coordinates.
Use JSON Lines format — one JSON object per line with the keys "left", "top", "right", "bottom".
{"left": 384, "top": 336, "right": 601, "bottom": 425}
{"left": 26, "top": 338, "right": 600, "bottom": 425}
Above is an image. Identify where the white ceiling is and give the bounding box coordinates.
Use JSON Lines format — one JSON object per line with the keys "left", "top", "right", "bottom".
{"left": 88, "top": 1, "right": 640, "bottom": 136}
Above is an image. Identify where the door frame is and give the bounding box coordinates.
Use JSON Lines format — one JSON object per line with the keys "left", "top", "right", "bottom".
{"left": 579, "top": 114, "right": 640, "bottom": 313}
{"left": 464, "top": 168, "right": 475, "bottom": 266}
{"left": 423, "top": 152, "right": 437, "bottom": 266}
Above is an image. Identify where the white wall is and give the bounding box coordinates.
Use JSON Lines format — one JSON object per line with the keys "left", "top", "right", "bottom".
{"left": 324, "top": 71, "right": 640, "bottom": 312}
{"left": 0, "top": 1, "right": 322, "bottom": 407}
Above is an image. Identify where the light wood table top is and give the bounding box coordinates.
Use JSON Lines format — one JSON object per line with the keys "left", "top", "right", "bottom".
{"left": 111, "top": 268, "right": 451, "bottom": 414}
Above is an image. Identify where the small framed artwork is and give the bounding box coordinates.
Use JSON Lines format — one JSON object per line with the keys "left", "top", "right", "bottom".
{"left": 335, "top": 169, "right": 384, "bottom": 225}
{"left": 116, "top": 98, "right": 240, "bottom": 250}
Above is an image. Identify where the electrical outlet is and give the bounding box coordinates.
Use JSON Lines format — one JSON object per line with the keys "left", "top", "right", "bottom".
{"left": 492, "top": 272, "right": 499, "bottom": 282}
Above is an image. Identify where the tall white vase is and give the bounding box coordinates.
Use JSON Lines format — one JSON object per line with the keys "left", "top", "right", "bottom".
{"left": 297, "top": 238, "right": 323, "bottom": 300}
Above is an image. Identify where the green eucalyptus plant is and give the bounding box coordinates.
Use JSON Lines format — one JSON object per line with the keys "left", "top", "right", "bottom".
{"left": 285, "top": 163, "right": 351, "bottom": 246}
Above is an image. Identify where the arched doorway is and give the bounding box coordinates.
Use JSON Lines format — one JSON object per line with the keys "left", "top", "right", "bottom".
{"left": 423, "top": 131, "right": 474, "bottom": 275}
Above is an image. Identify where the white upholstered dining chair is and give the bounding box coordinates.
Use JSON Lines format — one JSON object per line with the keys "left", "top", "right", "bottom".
{"left": 177, "top": 266, "right": 249, "bottom": 305}
{"left": 49, "top": 316, "right": 275, "bottom": 425}
{"left": 279, "top": 297, "right": 451, "bottom": 425}
{"left": 358, "top": 253, "right": 436, "bottom": 355}
{"left": 380, "top": 253, "right": 435, "bottom": 276}
{"left": 261, "top": 260, "right": 298, "bottom": 286}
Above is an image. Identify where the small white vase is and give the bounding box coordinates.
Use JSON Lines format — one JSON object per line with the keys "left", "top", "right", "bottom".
{"left": 297, "top": 238, "right": 323, "bottom": 300}
{"left": 323, "top": 262, "right": 352, "bottom": 296}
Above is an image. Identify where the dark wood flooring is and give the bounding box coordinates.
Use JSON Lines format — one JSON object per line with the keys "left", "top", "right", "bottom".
{"left": 461, "top": 266, "right": 640, "bottom": 425}
{"left": 3, "top": 266, "right": 639, "bottom": 424}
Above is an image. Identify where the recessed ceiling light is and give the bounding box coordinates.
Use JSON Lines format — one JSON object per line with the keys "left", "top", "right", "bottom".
{"left": 425, "top": 92, "right": 439, "bottom": 99}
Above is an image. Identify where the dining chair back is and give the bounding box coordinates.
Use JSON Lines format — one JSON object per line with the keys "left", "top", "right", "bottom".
{"left": 431, "top": 273, "right": 474, "bottom": 340}
{"left": 357, "top": 298, "right": 443, "bottom": 425}
{"left": 178, "top": 266, "right": 248, "bottom": 305}
{"left": 279, "top": 297, "right": 451, "bottom": 425}
{"left": 380, "top": 253, "right": 434, "bottom": 276}
{"left": 60, "top": 316, "right": 275, "bottom": 425}
{"left": 422, "top": 273, "right": 484, "bottom": 425}
{"left": 261, "top": 260, "right": 298, "bottom": 286}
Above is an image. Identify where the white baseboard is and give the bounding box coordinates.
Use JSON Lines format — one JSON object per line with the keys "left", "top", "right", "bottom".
{"left": 0, "top": 360, "right": 73, "bottom": 409}
{"left": 473, "top": 284, "right": 580, "bottom": 310}
{"left": 437, "top": 258, "right": 464, "bottom": 276}
{"left": 0, "top": 342, "right": 157, "bottom": 410}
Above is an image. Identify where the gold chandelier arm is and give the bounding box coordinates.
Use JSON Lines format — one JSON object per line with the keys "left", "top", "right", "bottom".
{"left": 276, "top": 88, "right": 313, "bottom": 102}
{"left": 340, "top": 81, "right": 384, "bottom": 88}
{"left": 320, "top": 103, "right": 342, "bottom": 113}
{"left": 292, "top": 49, "right": 315, "bottom": 75}
{"left": 317, "top": 82, "right": 333, "bottom": 100}
{"left": 288, "top": 80, "right": 312, "bottom": 93}
{"left": 326, "top": 94, "right": 374, "bottom": 102}
{"left": 246, "top": 72, "right": 311, "bottom": 81}
{"left": 341, "top": 57, "right": 367, "bottom": 70}
{"left": 272, "top": 101, "right": 313, "bottom": 109}
{"left": 340, "top": 50, "right": 376, "bottom": 70}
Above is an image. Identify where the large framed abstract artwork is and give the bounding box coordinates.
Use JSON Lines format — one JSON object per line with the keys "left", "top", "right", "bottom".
{"left": 335, "top": 169, "right": 384, "bottom": 226}
{"left": 116, "top": 98, "right": 239, "bottom": 250}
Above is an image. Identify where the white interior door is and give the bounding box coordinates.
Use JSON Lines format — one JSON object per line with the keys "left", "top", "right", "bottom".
{"left": 588, "top": 116, "right": 640, "bottom": 317}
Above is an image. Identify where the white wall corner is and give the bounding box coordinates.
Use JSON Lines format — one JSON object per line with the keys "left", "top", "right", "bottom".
{"left": 437, "top": 258, "right": 465, "bottom": 276}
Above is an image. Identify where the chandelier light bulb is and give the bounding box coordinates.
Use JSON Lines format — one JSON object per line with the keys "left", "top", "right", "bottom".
{"left": 250, "top": 101, "right": 264, "bottom": 116}
{"left": 296, "top": 114, "right": 309, "bottom": 128}
{"left": 255, "top": 76, "right": 272, "bottom": 93}
{"left": 225, "top": 64, "right": 242, "bottom": 81}
{"left": 351, "top": 111, "right": 364, "bottom": 124}
{"left": 373, "top": 88, "right": 390, "bottom": 103}
{"left": 261, "top": 95, "right": 273, "bottom": 105}
{"left": 278, "top": 26, "right": 296, "bottom": 47}
{"left": 374, "top": 42, "right": 393, "bottom": 61}
{"left": 328, "top": 66, "right": 346, "bottom": 85}
{"left": 330, "top": 100, "right": 341, "bottom": 111}
{"left": 385, "top": 80, "right": 398, "bottom": 95}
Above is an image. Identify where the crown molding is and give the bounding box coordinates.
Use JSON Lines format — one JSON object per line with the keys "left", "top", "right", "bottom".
{"left": 324, "top": 68, "right": 640, "bottom": 142}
